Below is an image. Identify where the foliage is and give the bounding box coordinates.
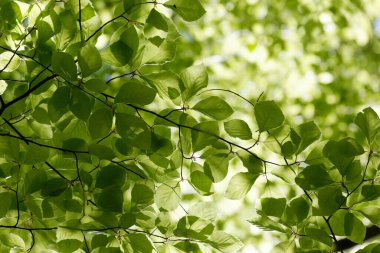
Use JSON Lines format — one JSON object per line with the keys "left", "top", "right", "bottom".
{"left": 0, "top": 0, "right": 379, "bottom": 253}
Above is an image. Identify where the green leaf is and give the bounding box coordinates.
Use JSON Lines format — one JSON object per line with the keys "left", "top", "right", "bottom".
{"left": 78, "top": 44, "right": 102, "bottom": 77}
{"left": 115, "top": 80, "right": 156, "bottom": 105}
{"left": 356, "top": 205, "right": 380, "bottom": 227}
{"left": 52, "top": 51, "right": 77, "bottom": 81}
{"left": 190, "top": 170, "right": 213, "bottom": 195}
{"left": 292, "top": 121, "right": 321, "bottom": 153}
{"left": 254, "top": 100, "right": 285, "bottom": 132}
{"left": 295, "top": 164, "right": 332, "bottom": 190}
{"left": 283, "top": 196, "right": 310, "bottom": 225}
{"left": 174, "top": 241, "right": 202, "bottom": 253}
{"left": 208, "top": 231, "right": 243, "bottom": 253}
{"left": 204, "top": 153, "right": 229, "bottom": 182}
{"left": 87, "top": 107, "right": 113, "bottom": 139}
{"left": 155, "top": 181, "right": 181, "bottom": 211}
{"left": 84, "top": 79, "right": 108, "bottom": 93}
{"left": 180, "top": 65, "right": 208, "bottom": 101}
{"left": 0, "top": 233, "right": 25, "bottom": 249}
{"left": 0, "top": 1, "right": 21, "bottom": 29}
{"left": 24, "top": 168, "right": 47, "bottom": 194}
{"left": 126, "top": 233, "right": 154, "bottom": 253}
{"left": 249, "top": 215, "right": 289, "bottom": 233}
{"left": 237, "top": 150, "right": 263, "bottom": 174}
{"left": 361, "top": 185, "right": 380, "bottom": 201}
{"left": 57, "top": 10, "right": 77, "bottom": 48}
{"left": 261, "top": 198, "right": 286, "bottom": 218}
{"left": 41, "top": 178, "right": 68, "bottom": 197}
{"left": 356, "top": 243, "right": 380, "bottom": 253}
{"left": 224, "top": 119, "right": 252, "bottom": 140}
{"left": 69, "top": 89, "right": 92, "bottom": 121}
{"left": 123, "top": 0, "right": 142, "bottom": 12}
{"left": 119, "top": 213, "right": 136, "bottom": 228}
{"left": 191, "top": 121, "right": 219, "bottom": 151}
{"left": 62, "top": 138, "right": 87, "bottom": 151}
{"left": 225, "top": 172, "right": 258, "bottom": 200}
{"left": 95, "top": 165, "right": 126, "bottom": 189}
{"left": 323, "top": 138, "right": 364, "bottom": 175}
{"left": 304, "top": 227, "right": 332, "bottom": 247}
{"left": 22, "top": 144, "right": 50, "bottom": 165}
{"left": 96, "top": 185, "right": 123, "bottom": 212}
{"left": 355, "top": 107, "right": 380, "bottom": 145}
{"left": 0, "top": 192, "right": 13, "bottom": 218}
{"left": 174, "top": 216, "right": 214, "bottom": 240}
{"left": 193, "top": 96, "right": 233, "bottom": 120}
{"left": 115, "top": 113, "right": 148, "bottom": 139}
{"left": 345, "top": 213, "right": 366, "bottom": 243}
{"left": 131, "top": 184, "right": 154, "bottom": 206}
{"left": 58, "top": 239, "right": 81, "bottom": 253}
{"left": 316, "top": 186, "right": 345, "bottom": 216}
{"left": 89, "top": 143, "right": 116, "bottom": 160}
{"left": 164, "top": 0, "right": 206, "bottom": 21}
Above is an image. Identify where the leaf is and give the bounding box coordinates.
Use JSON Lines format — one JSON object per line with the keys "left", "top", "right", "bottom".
{"left": 190, "top": 170, "right": 213, "bottom": 194}
{"left": 0, "top": 52, "right": 20, "bottom": 73}
{"left": 22, "top": 143, "right": 50, "bottom": 165}
{"left": 356, "top": 243, "right": 380, "bottom": 253}
{"left": 180, "top": 65, "right": 208, "bottom": 101}
{"left": 131, "top": 184, "right": 154, "bottom": 206}
{"left": 115, "top": 80, "right": 157, "bottom": 105}
{"left": 292, "top": 121, "right": 321, "bottom": 153}
{"left": 0, "top": 233, "right": 25, "bottom": 249}
{"left": 78, "top": 45, "right": 102, "bottom": 77}
{"left": 295, "top": 164, "right": 332, "bottom": 190}
{"left": 208, "top": 231, "right": 243, "bottom": 253}
{"left": 62, "top": 138, "right": 87, "bottom": 151}
{"left": 95, "top": 165, "right": 126, "bottom": 189}
{"left": 0, "top": 192, "right": 13, "bottom": 218}
{"left": 89, "top": 143, "right": 116, "bottom": 160}
{"left": 193, "top": 96, "right": 233, "bottom": 120}
{"left": 87, "top": 107, "right": 113, "bottom": 139}
{"left": 119, "top": 213, "right": 136, "bottom": 228}
{"left": 283, "top": 196, "right": 310, "bottom": 225}
{"left": 355, "top": 107, "right": 380, "bottom": 145}
{"left": 225, "top": 172, "right": 258, "bottom": 200}
{"left": 361, "top": 185, "right": 380, "bottom": 201}
{"left": 69, "top": 89, "right": 92, "bottom": 120}
{"left": 96, "top": 185, "right": 123, "bottom": 212}
{"left": 316, "top": 186, "right": 345, "bottom": 216}
{"left": 237, "top": 150, "right": 263, "bottom": 174}
{"left": 304, "top": 227, "right": 332, "bottom": 247}
{"left": 164, "top": 0, "right": 206, "bottom": 21}
{"left": 24, "top": 168, "right": 47, "bottom": 194}
{"left": 191, "top": 121, "right": 219, "bottom": 151}
{"left": 261, "top": 198, "right": 286, "bottom": 218}
{"left": 356, "top": 205, "right": 380, "bottom": 227}
{"left": 58, "top": 239, "right": 82, "bottom": 253}
{"left": 174, "top": 216, "right": 214, "bottom": 240}
{"left": 323, "top": 138, "right": 364, "bottom": 175}
{"left": 204, "top": 153, "right": 229, "bottom": 182}
{"left": 124, "top": 0, "right": 142, "bottom": 12}
{"left": 52, "top": 51, "right": 77, "bottom": 81}
{"left": 254, "top": 100, "right": 285, "bottom": 132}
{"left": 127, "top": 233, "right": 154, "bottom": 253}
{"left": 41, "top": 178, "right": 68, "bottom": 197}
{"left": 345, "top": 213, "right": 366, "bottom": 243}
{"left": 84, "top": 79, "right": 108, "bottom": 93}
{"left": 224, "top": 119, "right": 252, "bottom": 140}
{"left": 155, "top": 181, "right": 181, "bottom": 211}
{"left": 249, "top": 215, "right": 289, "bottom": 233}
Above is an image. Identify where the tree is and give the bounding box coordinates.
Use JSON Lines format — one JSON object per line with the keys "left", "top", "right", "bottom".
{"left": 0, "top": 0, "right": 379, "bottom": 252}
